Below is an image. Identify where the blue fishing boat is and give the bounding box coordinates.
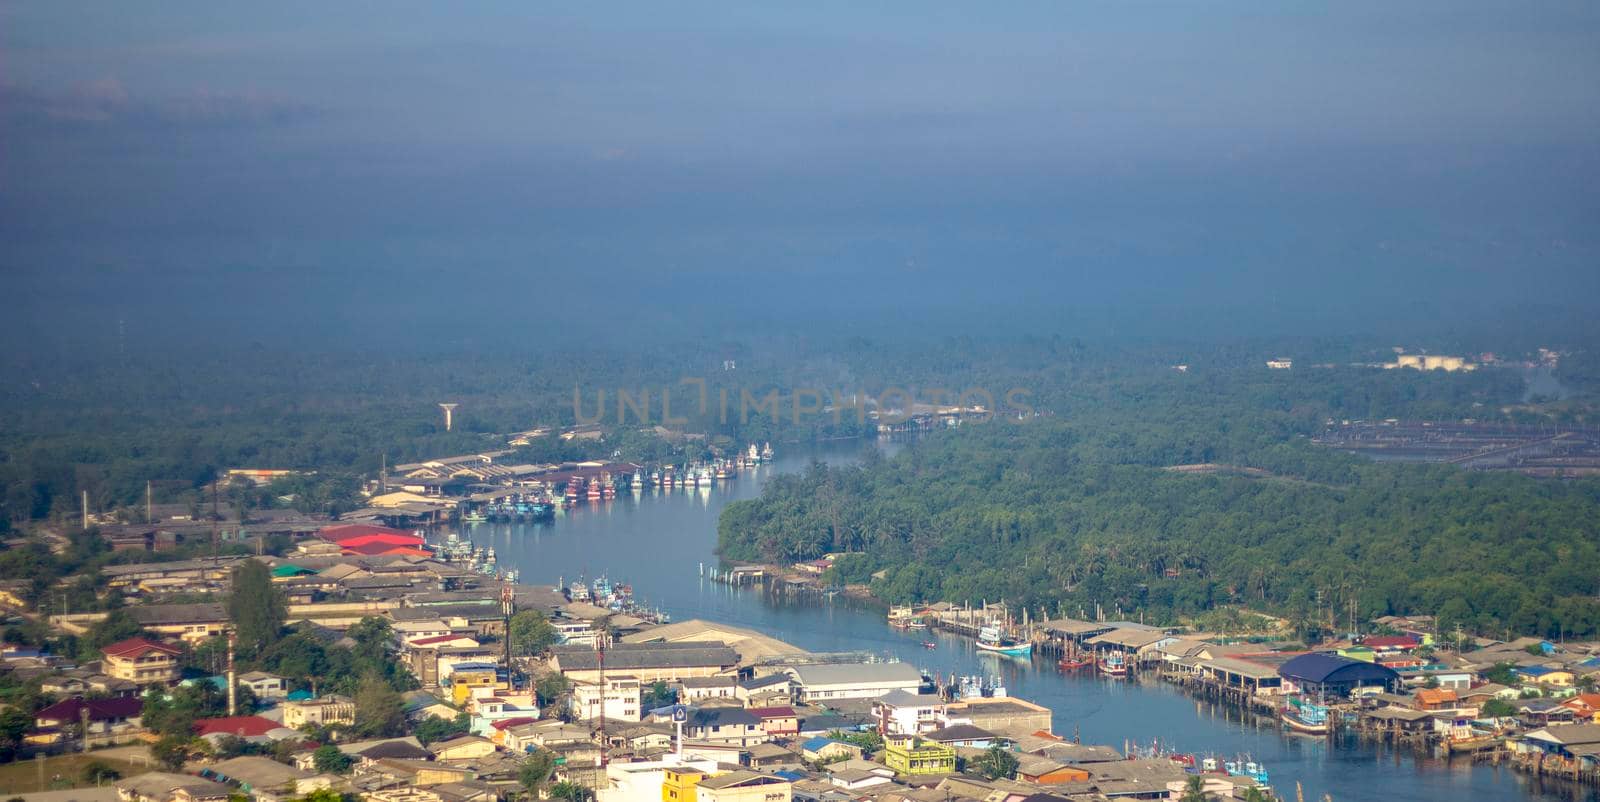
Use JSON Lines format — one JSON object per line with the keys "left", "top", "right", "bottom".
{"left": 976, "top": 624, "right": 1033, "bottom": 656}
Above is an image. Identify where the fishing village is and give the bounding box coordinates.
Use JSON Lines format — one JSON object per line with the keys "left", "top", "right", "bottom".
{"left": 5, "top": 417, "right": 1598, "bottom": 802}
{"left": 4, "top": 516, "right": 1297, "bottom": 802}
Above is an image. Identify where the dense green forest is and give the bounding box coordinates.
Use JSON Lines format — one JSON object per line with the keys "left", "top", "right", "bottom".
{"left": 718, "top": 359, "right": 1600, "bottom": 640}
{"left": 2, "top": 333, "right": 1593, "bottom": 542}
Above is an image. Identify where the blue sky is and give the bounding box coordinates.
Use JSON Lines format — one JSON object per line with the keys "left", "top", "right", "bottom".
{"left": 3, "top": 2, "right": 1597, "bottom": 345}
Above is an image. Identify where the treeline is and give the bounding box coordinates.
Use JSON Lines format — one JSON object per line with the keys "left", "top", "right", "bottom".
{"left": 0, "top": 345, "right": 879, "bottom": 525}
{"left": 718, "top": 377, "right": 1600, "bottom": 639}
{"left": 2, "top": 334, "right": 1587, "bottom": 527}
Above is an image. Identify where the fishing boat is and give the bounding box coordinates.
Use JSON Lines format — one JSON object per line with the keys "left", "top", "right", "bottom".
{"left": 461, "top": 509, "right": 488, "bottom": 524}
{"left": 761, "top": 442, "right": 774, "bottom": 460}
{"left": 1446, "top": 731, "right": 1499, "bottom": 753}
{"left": 714, "top": 462, "right": 730, "bottom": 481}
{"left": 1281, "top": 696, "right": 1329, "bottom": 734}
{"left": 586, "top": 478, "right": 602, "bottom": 501}
{"left": 1097, "top": 651, "right": 1129, "bottom": 677}
{"left": 747, "top": 443, "right": 762, "bottom": 463}
{"left": 976, "top": 624, "right": 1034, "bottom": 657}
{"left": 1224, "top": 759, "right": 1270, "bottom": 786}
{"left": 1057, "top": 641, "right": 1092, "bottom": 670}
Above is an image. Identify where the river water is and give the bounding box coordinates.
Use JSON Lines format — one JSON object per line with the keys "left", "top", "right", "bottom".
{"left": 462, "top": 440, "right": 1595, "bottom": 802}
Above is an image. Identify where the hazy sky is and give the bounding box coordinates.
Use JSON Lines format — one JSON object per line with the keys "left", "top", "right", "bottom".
{"left": 3, "top": 2, "right": 1597, "bottom": 347}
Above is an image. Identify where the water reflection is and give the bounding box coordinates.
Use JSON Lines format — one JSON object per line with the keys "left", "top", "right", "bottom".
{"left": 461, "top": 440, "right": 1596, "bottom": 802}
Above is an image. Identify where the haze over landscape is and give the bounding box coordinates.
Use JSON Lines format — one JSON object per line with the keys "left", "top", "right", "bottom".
{"left": 3, "top": 5, "right": 1600, "bottom": 802}
{"left": 3, "top": 1, "right": 1598, "bottom": 349}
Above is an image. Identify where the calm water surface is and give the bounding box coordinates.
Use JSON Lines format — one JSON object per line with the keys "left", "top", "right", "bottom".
{"left": 462, "top": 440, "right": 1595, "bottom": 802}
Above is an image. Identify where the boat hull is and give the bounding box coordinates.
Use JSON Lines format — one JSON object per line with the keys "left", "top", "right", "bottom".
{"left": 976, "top": 641, "right": 1033, "bottom": 657}
{"left": 1280, "top": 711, "right": 1329, "bottom": 734}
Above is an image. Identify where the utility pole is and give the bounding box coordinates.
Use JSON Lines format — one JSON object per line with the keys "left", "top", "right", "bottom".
{"left": 81, "top": 490, "right": 89, "bottom": 530}
{"left": 227, "top": 633, "right": 238, "bottom": 716}
{"left": 501, "top": 584, "right": 515, "bottom": 669}
{"left": 211, "top": 480, "right": 220, "bottom": 565}
{"left": 595, "top": 627, "right": 609, "bottom": 770}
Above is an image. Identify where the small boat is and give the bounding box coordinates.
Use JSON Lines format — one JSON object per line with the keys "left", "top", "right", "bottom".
{"left": 976, "top": 624, "right": 1034, "bottom": 657}
{"left": 1446, "top": 732, "right": 1499, "bottom": 753}
{"left": 1280, "top": 696, "right": 1329, "bottom": 734}
{"left": 921, "top": 641, "right": 937, "bottom": 650}
{"left": 1058, "top": 642, "right": 1091, "bottom": 670}
{"left": 1097, "top": 651, "right": 1129, "bottom": 677}
{"left": 462, "top": 510, "right": 487, "bottom": 523}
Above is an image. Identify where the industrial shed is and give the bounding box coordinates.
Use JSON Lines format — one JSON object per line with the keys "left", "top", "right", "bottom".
{"left": 1278, "top": 653, "right": 1400, "bottom": 698}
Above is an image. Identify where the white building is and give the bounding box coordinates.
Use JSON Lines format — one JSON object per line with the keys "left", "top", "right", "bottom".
{"left": 596, "top": 756, "right": 721, "bottom": 802}
{"left": 570, "top": 675, "right": 642, "bottom": 723}
{"left": 784, "top": 663, "right": 923, "bottom": 703}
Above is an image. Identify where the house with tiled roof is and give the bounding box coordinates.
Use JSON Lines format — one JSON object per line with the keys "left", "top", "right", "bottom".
{"left": 194, "top": 715, "right": 295, "bottom": 740}
{"left": 101, "top": 637, "right": 182, "bottom": 685}
{"left": 31, "top": 696, "right": 144, "bottom": 746}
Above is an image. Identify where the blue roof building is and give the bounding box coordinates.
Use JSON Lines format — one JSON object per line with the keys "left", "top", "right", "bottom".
{"left": 1278, "top": 652, "right": 1399, "bottom": 698}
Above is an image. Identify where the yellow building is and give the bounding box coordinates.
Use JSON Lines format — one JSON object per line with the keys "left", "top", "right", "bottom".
{"left": 282, "top": 696, "right": 356, "bottom": 729}
{"left": 663, "top": 767, "right": 707, "bottom": 802}
{"left": 694, "top": 771, "right": 791, "bottom": 802}
{"left": 101, "top": 637, "right": 181, "bottom": 686}
{"left": 451, "top": 666, "right": 508, "bottom": 705}
{"left": 883, "top": 735, "right": 957, "bottom": 776}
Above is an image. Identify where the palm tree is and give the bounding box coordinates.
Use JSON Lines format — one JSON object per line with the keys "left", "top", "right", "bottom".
{"left": 1178, "top": 775, "right": 1211, "bottom": 802}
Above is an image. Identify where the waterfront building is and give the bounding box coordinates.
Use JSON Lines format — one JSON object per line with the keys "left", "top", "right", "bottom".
{"left": 1276, "top": 653, "right": 1399, "bottom": 698}
{"left": 784, "top": 663, "right": 922, "bottom": 702}
{"left": 552, "top": 642, "right": 739, "bottom": 684}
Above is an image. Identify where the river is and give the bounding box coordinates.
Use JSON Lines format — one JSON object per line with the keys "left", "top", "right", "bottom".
{"left": 461, "top": 440, "right": 1596, "bottom": 802}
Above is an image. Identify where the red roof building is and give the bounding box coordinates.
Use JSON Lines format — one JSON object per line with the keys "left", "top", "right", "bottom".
{"left": 194, "top": 716, "right": 283, "bottom": 738}
{"left": 35, "top": 697, "right": 144, "bottom": 728}
{"left": 319, "top": 525, "right": 430, "bottom": 556}
{"left": 746, "top": 705, "right": 800, "bottom": 735}
{"left": 101, "top": 637, "right": 183, "bottom": 685}
{"left": 101, "top": 637, "right": 181, "bottom": 660}
{"left": 490, "top": 716, "right": 537, "bottom": 731}
{"left": 319, "top": 523, "right": 414, "bottom": 541}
